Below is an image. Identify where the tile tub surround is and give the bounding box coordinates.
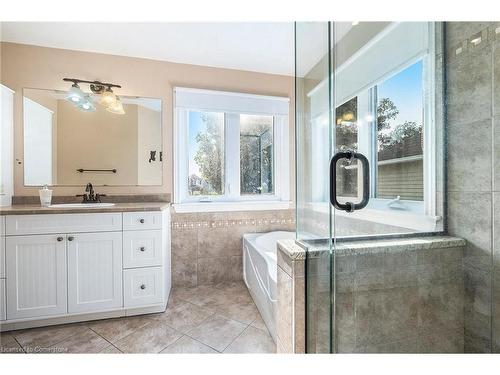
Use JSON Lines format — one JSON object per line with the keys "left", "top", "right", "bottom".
{"left": 170, "top": 209, "right": 295, "bottom": 287}
{"left": 277, "top": 236, "right": 466, "bottom": 353}
{"left": 445, "top": 22, "right": 500, "bottom": 353}
{"left": 0, "top": 282, "right": 275, "bottom": 354}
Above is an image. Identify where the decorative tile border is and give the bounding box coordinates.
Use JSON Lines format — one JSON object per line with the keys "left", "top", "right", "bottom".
{"left": 171, "top": 217, "right": 295, "bottom": 230}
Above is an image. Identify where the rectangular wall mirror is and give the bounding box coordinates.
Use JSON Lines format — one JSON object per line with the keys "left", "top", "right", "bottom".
{"left": 23, "top": 88, "right": 163, "bottom": 186}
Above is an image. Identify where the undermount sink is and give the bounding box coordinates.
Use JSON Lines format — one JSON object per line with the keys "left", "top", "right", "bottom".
{"left": 48, "top": 203, "right": 116, "bottom": 208}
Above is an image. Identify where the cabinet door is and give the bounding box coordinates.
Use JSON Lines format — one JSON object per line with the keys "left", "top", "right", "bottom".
{"left": 67, "top": 232, "right": 122, "bottom": 313}
{"left": 6, "top": 234, "right": 67, "bottom": 319}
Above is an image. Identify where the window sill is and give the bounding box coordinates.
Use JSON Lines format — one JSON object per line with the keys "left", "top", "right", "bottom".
{"left": 173, "top": 200, "right": 293, "bottom": 213}
{"left": 308, "top": 202, "right": 442, "bottom": 232}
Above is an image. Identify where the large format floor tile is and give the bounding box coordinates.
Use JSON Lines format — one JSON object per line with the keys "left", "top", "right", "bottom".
{"left": 114, "top": 321, "right": 182, "bottom": 353}
{"left": 48, "top": 329, "right": 110, "bottom": 354}
{"left": 186, "top": 314, "right": 247, "bottom": 352}
{"left": 88, "top": 315, "right": 154, "bottom": 343}
{"left": 153, "top": 300, "right": 214, "bottom": 333}
{"left": 224, "top": 326, "right": 276, "bottom": 354}
{"left": 160, "top": 335, "right": 218, "bottom": 354}
{"left": 12, "top": 323, "right": 88, "bottom": 350}
{"left": 0, "top": 333, "right": 24, "bottom": 354}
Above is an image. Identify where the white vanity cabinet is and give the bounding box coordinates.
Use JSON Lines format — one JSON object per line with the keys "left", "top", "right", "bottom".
{"left": 1, "top": 208, "right": 170, "bottom": 330}
{"left": 67, "top": 232, "right": 123, "bottom": 313}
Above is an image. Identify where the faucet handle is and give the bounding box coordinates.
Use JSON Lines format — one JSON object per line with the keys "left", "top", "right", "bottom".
{"left": 95, "top": 193, "right": 106, "bottom": 203}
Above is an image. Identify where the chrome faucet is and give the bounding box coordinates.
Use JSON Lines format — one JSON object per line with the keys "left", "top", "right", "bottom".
{"left": 77, "top": 182, "right": 106, "bottom": 203}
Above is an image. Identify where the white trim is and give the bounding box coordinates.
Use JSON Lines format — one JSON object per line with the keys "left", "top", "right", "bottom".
{"left": 174, "top": 87, "right": 289, "bottom": 116}
{"left": 173, "top": 201, "right": 293, "bottom": 213}
{"left": 310, "top": 202, "right": 439, "bottom": 232}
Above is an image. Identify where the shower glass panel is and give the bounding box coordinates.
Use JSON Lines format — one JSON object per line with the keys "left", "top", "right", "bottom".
{"left": 296, "top": 22, "right": 447, "bottom": 353}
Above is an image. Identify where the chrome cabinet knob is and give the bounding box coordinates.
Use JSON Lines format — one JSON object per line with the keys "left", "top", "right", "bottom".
{"left": 140, "top": 284, "right": 146, "bottom": 290}
{"left": 139, "top": 218, "right": 145, "bottom": 224}
{"left": 57, "top": 236, "right": 64, "bottom": 242}
{"left": 140, "top": 246, "right": 146, "bottom": 252}
{"left": 68, "top": 236, "right": 74, "bottom": 241}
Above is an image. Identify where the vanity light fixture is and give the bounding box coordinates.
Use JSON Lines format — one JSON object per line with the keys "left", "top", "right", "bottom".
{"left": 106, "top": 96, "right": 125, "bottom": 115}
{"left": 63, "top": 78, "right": 123, "bottom": 113}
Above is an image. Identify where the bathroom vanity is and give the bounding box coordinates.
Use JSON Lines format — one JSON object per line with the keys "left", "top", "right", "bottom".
{"left": 0, "top": 203, "right": 171, "bottom": 331}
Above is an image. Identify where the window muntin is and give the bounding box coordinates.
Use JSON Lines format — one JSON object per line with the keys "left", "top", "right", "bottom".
{"left": 240, "top": 114, "right": 274, "bottom": 195}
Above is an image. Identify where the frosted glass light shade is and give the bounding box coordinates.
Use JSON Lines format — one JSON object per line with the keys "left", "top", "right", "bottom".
{"left": 100, "top": 89, "right": 117, "bottom": 106}
{"left": 65, "top": 84, "right": 85, "bottom": 104}
{"left": 106, "top": 97, "right": 125, "bottom": 115}
{"left": 78, "top": 95, "right": 96, "bottom": 112}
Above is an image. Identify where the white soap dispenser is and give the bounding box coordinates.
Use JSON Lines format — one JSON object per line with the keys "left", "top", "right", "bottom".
{"left": 39, "top": 185, "right": 53, "bottom": 207}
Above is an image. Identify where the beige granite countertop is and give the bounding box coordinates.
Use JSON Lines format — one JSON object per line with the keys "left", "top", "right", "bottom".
{"left": 0, "top": 202, "right": 170, "bottom": 215}
{"left": 278, "top": 235, "right": 467, "bottom": 260}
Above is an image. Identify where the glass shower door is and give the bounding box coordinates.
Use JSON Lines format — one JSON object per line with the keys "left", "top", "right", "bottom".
{"left": 297, "top": 21, "right": 447, "bottom": 353}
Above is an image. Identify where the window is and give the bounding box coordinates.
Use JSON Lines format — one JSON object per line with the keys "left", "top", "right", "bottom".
{"left": 334, "top": 58, "right": 431, "bottom": 216}
{"left": 174, "top": 88, "right": 289, "bottom": 206}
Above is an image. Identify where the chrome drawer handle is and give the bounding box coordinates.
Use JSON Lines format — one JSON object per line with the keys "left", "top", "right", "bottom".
{"left": 140, "top": 284, "right": 146, "bottom": 290}
{"left": 140, "top": 247, "right": 146, "bottom": 252}
{"left": 68, "top": 236, "right": 74, "bottom": 242}
{"left": 57, "top": 236, "right": 64, "bottom": 242}
{"left": 139, "top": 218, "right": 145, "bottom": 224}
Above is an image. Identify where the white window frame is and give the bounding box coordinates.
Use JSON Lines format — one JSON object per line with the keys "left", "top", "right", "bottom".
{"left": 173, "top": 88, "right": 290, "bottom": 210}
{"left": 336, "top": 54, "right": 434, "bottom": 216}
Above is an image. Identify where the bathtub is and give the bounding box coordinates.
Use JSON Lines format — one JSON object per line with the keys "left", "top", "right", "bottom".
{"left": 243, "top": 231, "right": 295, "bottom": 342}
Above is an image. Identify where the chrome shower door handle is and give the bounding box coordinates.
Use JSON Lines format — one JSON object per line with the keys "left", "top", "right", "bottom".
{"left": 329, "top": 151, "right": 370, "bottom": 212}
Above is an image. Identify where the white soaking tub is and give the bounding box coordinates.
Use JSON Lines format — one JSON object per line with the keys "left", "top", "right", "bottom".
{"left": 243, "top": 231, "right": 295, "bottom": 343}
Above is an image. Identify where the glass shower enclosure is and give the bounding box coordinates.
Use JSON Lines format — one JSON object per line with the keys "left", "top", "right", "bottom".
{"left": 295, "top": 22, "right": 449, "bottom": 352}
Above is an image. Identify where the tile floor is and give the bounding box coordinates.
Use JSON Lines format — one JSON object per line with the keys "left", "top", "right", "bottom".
{"left": 0, "top": 282, "right": 276, "bottom": 354}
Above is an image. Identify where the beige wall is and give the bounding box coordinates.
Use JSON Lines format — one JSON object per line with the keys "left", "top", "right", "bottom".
{"left": 57, "top": 101, "right": 139, "bottom": 185}
{"left": 0, "top": 42, "right": 294, "bottom": 199}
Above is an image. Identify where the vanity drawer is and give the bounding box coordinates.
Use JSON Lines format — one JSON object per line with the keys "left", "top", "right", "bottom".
{"left": 123, "top": 230, "right": 163, "bottom": 268}
{"left": 0, "top": 279, "right": 5, "bottom": 321}
{"left": 6, "top": 213, "right": 122, "bottom": 236}
{"left": 123, "top": 267, "right": 164, "bottom": 307}
{"left": 123, "top": 211, "right": 162, "bottom": 231}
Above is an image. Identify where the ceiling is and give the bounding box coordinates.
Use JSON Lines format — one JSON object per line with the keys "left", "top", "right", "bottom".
{"left": 0, "top": 22, "right": 295, "bottom": 76}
